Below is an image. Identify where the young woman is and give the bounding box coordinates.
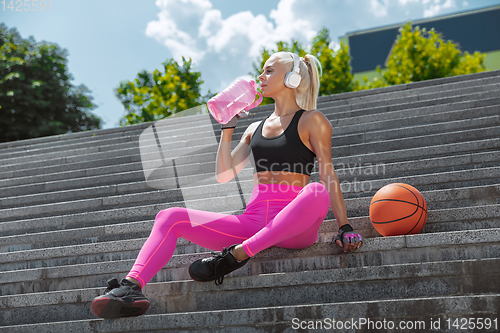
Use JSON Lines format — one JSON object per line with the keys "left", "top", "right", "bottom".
{"left": 91, "top": 52, "right": 362, "bottom": 319}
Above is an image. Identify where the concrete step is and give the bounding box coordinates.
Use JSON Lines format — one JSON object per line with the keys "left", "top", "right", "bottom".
{"left": 0, "top": 161, "right": 498, "bottom": 233}
{"left": 1, "top": 202, "right": 498, "bottom": 272}
{"left": 316, "top": 76, "right": 500, "bottom": 109}
{"left": 1, "top": 112, "right": 498, "bottom": 201}
{"left": 1, "top": 69, "right": 497, "bottom": 156}
{"left": 2, "top": 293, "right": 498, "bottom": 332}
{"left": 315, "top": 68, "right": 500, "bottom": 104}
{"left": 321, "top": 89, "right": 499, "bottom": 125}
{"left": 0, "top": 227, "right": 498, "bottom": 296}
{"left": 131, "top": 92, "right": 500, "bottom": 166}
{"left": 1, "top": 203, "right": 498, "bottom": 277}
{"left": 3, "top": 98, "right": 498, "bottom": 187}
{"left": 96, "top": 90, "right": 500, "bottom": 150}
{"left": 1, "top": 85, "right": 498, "bottom": 172}
{"left": 0, "top": 214, "right": 379, "bottom": 266}
{"left": 2, "top": 134, "right": 497, "bottom": 212}
{"left": 0, "top": 257, "right": 498, "bottom": 327}
{"left": 335, "top": 124, "right": 500, "bottom": 156}
{"left": 334, "top": 103, "right": 500, "bottom": 138}
{"left": 0, "top": 166, "right": 498, "bottom": 244}
{"left": 0, "top": 111, "right": 496, "bottom": 207}
{"left": 334, "top": 113, "right": 500, "bottom": 147}
{"left": 2, "top": 97, "right": 498, "bottom": 191}
{"left": 1, "top": 143, "right": 497, "bottom": 213}
{"left": 0, "top": 183, "right": 497, "bottom": 254}
{"left": 1, "top": 72, "right": 498, "bottom": 160}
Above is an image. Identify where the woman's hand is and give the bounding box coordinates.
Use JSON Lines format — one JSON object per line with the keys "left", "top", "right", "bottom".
{"left": 334, "top": 224, "right": 363, "bottom": 253}
{"left": 221, "top": 114, "right": 240, "bottom": 130}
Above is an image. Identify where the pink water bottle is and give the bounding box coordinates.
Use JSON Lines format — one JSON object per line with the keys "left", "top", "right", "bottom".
{"left": 207, "top": 79, "right": 263, "bottom": 124}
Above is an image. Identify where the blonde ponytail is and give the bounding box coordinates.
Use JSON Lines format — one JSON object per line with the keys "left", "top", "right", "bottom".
{"left": 295, "top": 54, "right": 321, "bottom": 111}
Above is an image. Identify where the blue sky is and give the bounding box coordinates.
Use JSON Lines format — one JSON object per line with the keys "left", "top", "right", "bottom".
{"left": 2, "top": 0, "right": 499, "bottom": 129}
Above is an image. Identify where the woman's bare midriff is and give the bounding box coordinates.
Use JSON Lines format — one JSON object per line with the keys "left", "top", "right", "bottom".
{"left": 253, "top": 171, "right": 310, "bottom": 188}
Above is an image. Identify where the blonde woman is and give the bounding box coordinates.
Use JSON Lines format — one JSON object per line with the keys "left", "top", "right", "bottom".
{"left": 91, "top": 52, "right": 362, "bottom": 319}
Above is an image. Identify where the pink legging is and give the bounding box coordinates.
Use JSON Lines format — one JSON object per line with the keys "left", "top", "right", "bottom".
{"left": 126, "top": 182, "right": 330, "bottom": 287}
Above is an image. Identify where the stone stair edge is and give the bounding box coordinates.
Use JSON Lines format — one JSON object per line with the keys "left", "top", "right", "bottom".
{"left": 0, "top": 164, "right": 498, "bottom": 232}
{"left": 0, "top": 228, "right": 500, "bottom": 285}
{"left": 1, "top": 226, "right": 499, "bottom": 275}
{"left": 1, "top": 103, "right": 498, "bottom": 182}
{"left": 1, "top": 93, "right": 498, "bottom": 175}
{"left": 3, "top": 91, "right": 497, "bottom": 169}
{"left": 0, "top": 163, "right": 498, "bottom": 227}
{"left": 1, "top": 293, "right": 498, "bottom": 332}
{"left": 1, "top": 149, "right": 497, "bottom": 213}
{"left": 1, "top": 69, "right": 498, "bottom": 151}
{"left": 2, "top": 112, "right": 499, "bottom": 192}
{"left": 2, "top": 134, "right": 498, "bottom": 198}
{"left": 2, "top": 257, "right": 498, "bottom": 310}
{"left": 0, "top": 82, "right": 498, "bottom": 161}
{"left": 1, "top": 181, "right": 498, "bottom": 252}
{"left": 317, "top": 76, "right": 500, "bottom": 107}
{"left": 3, "top": 100, "right": 500, "bottom": 179}
{"left": 320, "top": 69, "right": 500, "bottom": 102}
{"left": 1, "top": 161, "right": 499, "bottom": 231}
{"left": 0, "top": 197, "right": 498, "bottom": 257}
{"left": 316, "top": 81, "right": 500, "bottom": 113}
{"left": 2, "top": 97, "right": 499, "bottom": 178}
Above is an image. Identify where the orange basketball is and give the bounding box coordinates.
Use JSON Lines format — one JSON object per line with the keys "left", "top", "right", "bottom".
{"left": 369, "top": 183, "right": 428, "bottom": 236}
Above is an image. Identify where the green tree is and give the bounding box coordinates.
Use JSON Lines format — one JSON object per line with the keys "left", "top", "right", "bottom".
{"left": 116, "top": 57, "right": 211, "bottom": 126}
{"left": 363, "top": 21, "right": 486, "bottom": 88}
{"left": 252, "top": 28, "right": 357, "bottom": 105}
{"left": 310, "top": 29, "right": 358, "bottom": 95}
{"left": 0, "top": 24, "right": 101, "bottom": 143}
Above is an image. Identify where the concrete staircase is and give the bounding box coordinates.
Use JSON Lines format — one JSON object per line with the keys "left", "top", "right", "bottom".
{"left": 1, "top": 70, "right": 499, "bottom": 332}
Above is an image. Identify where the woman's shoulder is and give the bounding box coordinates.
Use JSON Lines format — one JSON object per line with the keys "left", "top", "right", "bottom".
{"left": 240, "top": 120, "right": 262, "bottom": 144}
{"left": 301, "top": 110, "right": 332, "bottom": 129}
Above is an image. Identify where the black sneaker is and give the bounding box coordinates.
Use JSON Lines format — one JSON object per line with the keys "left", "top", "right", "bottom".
{"left": 188, "top": 244, "right": 250, "bottom": 285}
{"left": 90, "top": 278, "right": 150, "bottom": 319}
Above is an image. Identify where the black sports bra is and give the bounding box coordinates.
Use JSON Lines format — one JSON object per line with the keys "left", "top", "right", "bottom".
{"left": 248, "top": 109, "right": 316, "bottom": 176}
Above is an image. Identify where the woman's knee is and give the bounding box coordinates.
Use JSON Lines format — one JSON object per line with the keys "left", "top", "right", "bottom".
{"left": 302, "top": 182, "right": 330, "bottom": 211}
{"left": 303, "top": 182, "right": 329, "bottom": 198}
{"left": 154, "top": 207, "right": 188, "bottom": 231}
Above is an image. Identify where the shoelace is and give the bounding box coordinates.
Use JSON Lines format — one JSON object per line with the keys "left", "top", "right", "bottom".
{"left": 104, "top": 278, "right": 120, "bottom": 293}
{"left": 210, "top": 247, "right": 230, "bottom": 286}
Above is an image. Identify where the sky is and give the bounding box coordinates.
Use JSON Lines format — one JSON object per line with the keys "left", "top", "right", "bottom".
{"left": 2, "top": 0, "right": 500, "bottom": 129}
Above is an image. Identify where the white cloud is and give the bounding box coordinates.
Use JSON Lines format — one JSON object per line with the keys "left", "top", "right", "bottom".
{"left": 398, "top": 0, "right": 421, "bottom": 4}
{"left": 270, "top": 0, "right": 317, "bottom": 42}
{"left": 145, "top": 0, "right": 319, "bottom": 93}
{"left": 423, "top": 0, "right": 456, "bottom": 17}
{"left": 146, "top": 0, "right": 317, "bottom": 63}
{"left": 396, "top": 0, "right": 458, "bottom": 18}
{"left": 370, "top": 0, "right": 390, "bottom": 17}
{"left": 144, "top": 0, "right": 469, "bottom": 94}
{"left": 330, "top": 41, "right": 341, "bottom": 52}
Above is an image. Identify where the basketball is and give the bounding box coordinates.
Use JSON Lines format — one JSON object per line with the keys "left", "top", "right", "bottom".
{"left": 369, "top": 183, "right": 428, "bottom": 236}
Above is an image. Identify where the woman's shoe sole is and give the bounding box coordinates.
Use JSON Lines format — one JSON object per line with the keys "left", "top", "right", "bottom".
{"left": 91, "top": 297, "right": 150, "bottom": 319}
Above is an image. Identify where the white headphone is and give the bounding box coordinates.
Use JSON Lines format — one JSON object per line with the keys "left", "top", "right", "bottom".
{"left": 284, "top": 53, "right": 301, "bottom": 89}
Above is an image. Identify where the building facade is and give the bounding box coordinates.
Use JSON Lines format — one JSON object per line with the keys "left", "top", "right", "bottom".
{"left": 339, "top": 5, "right": 500, "bottom": 84}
